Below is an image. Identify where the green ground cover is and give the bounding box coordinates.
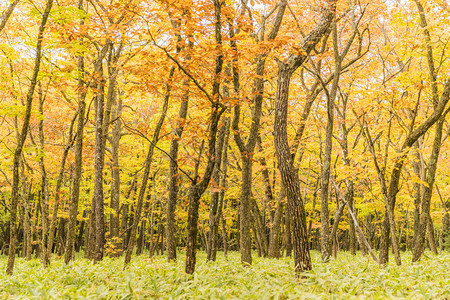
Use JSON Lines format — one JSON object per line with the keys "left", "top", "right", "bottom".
{"left": 0, "top": 251, "right": 448, "bottom": 299}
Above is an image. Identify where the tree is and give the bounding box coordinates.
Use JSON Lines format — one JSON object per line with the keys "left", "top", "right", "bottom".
{"left": 6, "top": 0, "right": 53, "bottom": 275}
{"left": 273, "top": 0, "right": 336, "bottom": 273}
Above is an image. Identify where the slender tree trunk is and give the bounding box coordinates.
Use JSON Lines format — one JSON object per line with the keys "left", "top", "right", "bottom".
{"left": 166, "top": 77, "right": 189, "bottom": 262}
{"left": 230, "top": 0, "right": 286, "bottom": 266}
{"left": 37, "top": 84, "right": 51, "bottom": 267}
{"left": 65, "top": 0, "right": 87, "bottom": 263}
{"left": 412, "top": 117, "right": 446, "bottom": 261}
{"left": 0, "top": 0, "right": 20, "bottom": 33}
{"left": 207, "top": 118, "right": 229, "bottom": 261}
{"left": 48, "top": 112, "right": 76, "bottom": 260}
{"left": 6, "top": 0, "right": 53, "bottom": 275}
{"left": 109, "top": 94, "right": 122, "bottom": 255}
{"left": 91, "top": 62, "right": 107, "bottom": 262}
{"left": 184, "top": 0, "right": 225, "bottom": 274}
{"left": 268, "top": 194, "right": 284, "bottom": 258}
{"left": 124, "top": 67, "right": 173, "bottom": 266}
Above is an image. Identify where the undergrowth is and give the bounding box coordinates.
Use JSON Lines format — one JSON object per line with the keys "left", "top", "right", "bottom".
{"left": 0, "top": 251, "right": 448, "bottom": 299}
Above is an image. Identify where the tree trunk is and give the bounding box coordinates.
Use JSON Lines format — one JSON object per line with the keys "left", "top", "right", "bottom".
{"left": 268, "top": 191, "right": 284, "bottom": 258}
{"left": 65, "top": 0, "right": 87, "bottom": 263}
{"left": 37, "top": 84, "right": 50, "bottom": 267}
{"left": 166, "top": 77, "right": 189, "bottom": 262}
{"left": 109, "top": 93, "right": 122, "bottom": 255}
{"left": 412, "top": 117, "right": 446, "bottom": 261}
{"left": 124, "top": 67, "right": 173, "bottom": 266}
{"left": 274, "top": 65, "right": 312, "bottom": 272}
{"left": 0, "top": 0, "right": 20, "bottom": 33}
{"left": 207, "top": 118, "right": 229, "bottom": 261}
{"left": 6, "top": 0, "right": 53, "bottom": 275}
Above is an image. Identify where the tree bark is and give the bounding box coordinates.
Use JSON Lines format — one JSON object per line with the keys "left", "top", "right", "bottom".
{"left": 37, "top": 84, "right": 50, "bottom": 267}
{"left": 231, "top": 0, "right": 286, "bottom": 266}
{"left": 184, "top": 0, "right": 225, "bottom": 274}
{"left": 109, "top": 92, "right": 122, "bottom": 255}
{"left": 65, "top": 0, "right": 88, "bottom": 264}
{"left": 6, "top": 0, "right": 53, "bottom": 275}
{"left": 166, "top": 78, "right": 189, "bottom": 262}
{"left": 273, "top": 0, "right": 335, "bottom": 273}
{"left": 207, "top": 118, "right": 229, "bottom": 261}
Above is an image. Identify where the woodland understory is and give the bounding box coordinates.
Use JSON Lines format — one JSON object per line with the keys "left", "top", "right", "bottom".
{"left": 0, "top": 0, "right": 449, "bottom": 285}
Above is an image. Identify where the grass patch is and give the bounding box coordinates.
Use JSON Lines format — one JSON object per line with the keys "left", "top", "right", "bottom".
{"left": 0, "top": 251, "right": 448, "bottom": 299}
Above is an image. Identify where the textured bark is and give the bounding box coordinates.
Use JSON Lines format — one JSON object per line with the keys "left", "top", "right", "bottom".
{"left": 166, "top": 78, "right": 189, "bottom": 262}
{"left": 207, "top": 118, "right": 230, "bottom": 261}
{"left": 274, "top": 2, "right": 335, "bottom": 273}
{"left": 231, "top": 0, "right": 287, "bottom": 267}
{"left": 275, "top": 65, "right": 312, "bottom": 272}
{"left": 109, "top": 94, "right": 122, "bottom": 254}
{"left": 412, "top": 117, "right": 446, "bottom": 261}
{"left": 65, "top": 0, "right": 87, "bottom": 264}
{"left": 37, "top": 84, "right": 50, "bottom": 267}
{"left": 6, "top": 0, "right": 53, "bottom": 275}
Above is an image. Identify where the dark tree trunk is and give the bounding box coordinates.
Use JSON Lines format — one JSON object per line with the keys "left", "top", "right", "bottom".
{"left": 65, "top": 0, "right": 88, "bottom": 263}
{"left": 166, "top": 78, "right": 189, "bottom": 262}
{"left": 412, "top": 117, "right": 446, "bottom": 261}
{"left": 230, "top": 0, "right": 286, "bottom": 266}
{"left": 75, "top": 210, "right": 87, "bottom": 253}
{"left": 6, "top": 0, "right": 53, "bottom": 275}
{"left": 273, "top": 1, "right": 335, "bottom": 273}
{"left": 37, "top": 84, "right": 50, "bottom": 267}
{"left": 184, "top": 0, "right": 225, "bottom": 274}
{"left": 207, "top": 118, "right": 229, "bottom": 261}
{"left": 109, "top": 93, "right": 122, "bottom": 255}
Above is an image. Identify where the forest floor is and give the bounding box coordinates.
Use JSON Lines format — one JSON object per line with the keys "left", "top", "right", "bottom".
{"left": 0, "top": 250, "right": 448, "bottom": 299}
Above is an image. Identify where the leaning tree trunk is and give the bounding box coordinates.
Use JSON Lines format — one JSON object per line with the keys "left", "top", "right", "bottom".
{"left": 49, "top": 111, "right": 76, "bottom": 261}
{"left": 0, "top": 0, "right": 20, "bottom": 33}
{"left": 273, "top": 1, "right": 335, "bottom": 273}
{"left": 124, "top": 67, "right": 173, "bottom": 266}
{"left": 412, "top": 116, "right": 446, "bottom": 261}
{"left": 6, "top": 0, "right": 53, "bottom": 275}
{"left": 274, "top": 66, "right": 312, "bottom": 272}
